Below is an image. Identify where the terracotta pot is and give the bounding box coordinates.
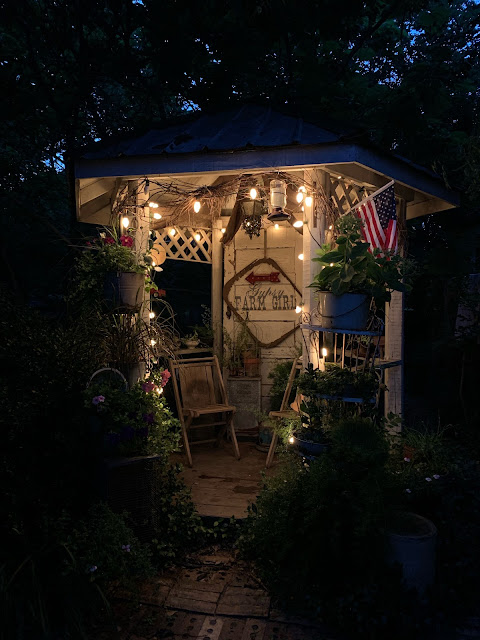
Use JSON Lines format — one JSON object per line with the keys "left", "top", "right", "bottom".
{"left": 244, "top": 357, "right": 260, "bottom": 377}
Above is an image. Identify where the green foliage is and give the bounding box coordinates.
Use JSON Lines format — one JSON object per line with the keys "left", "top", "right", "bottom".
{"left": 268, "top": 360, "right": 297, "bottom": 411}
{"left": 297, "top": 363, "right": 378, "bottom": 400}
{"left": 240, "top": 418, "right": 401, "bottom": 635}
{"left": 1, "top": 505, "right": 152, "bottom": 640}
{"left": 309, "top": 214, "right": 412, "bottom": 303}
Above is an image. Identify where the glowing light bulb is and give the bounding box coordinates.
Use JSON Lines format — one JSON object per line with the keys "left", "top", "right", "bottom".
{"left": 293, "top": 220, "right": 304, "bottom": 228}
{"left": 295, "top": 305, "right": 302, "bottom": 314}
{"left": 337, "top": 175, "right": 342, "bottom": 179}
{"left": 156, "top": 386, "right": 163, "bottom": 394}
{"left": 169, "top": 228, "right": 176, "bottom": 237}
{"left": 299, "top": 185, "right": 306, "bottom": 192}
{"left": 329, "top": 225, "right": 333, "bottom": 230}
{"left": 249, "top": 187, "right": 257, "bottom": 199}
{"left": 150, "top": 339, "right": 157, "bottom": 346}
{"left": 296, "top": 191, "right": 304, "bottom": 203}
{"left": 194, "top": 233, "right": 201, "bottom": 241}
{"left": 329, "top": 263, "right": 334, "bottom": 267}
{"left": 322, "top": 348, "right": 328, "bottom": 357}
{"left": 274, "top": 223, "right": 279, "bottom": 229}
{"left": 121, "top": 216, "right": 129, "bottom": 228}
{"left": 305, "top": 196, "right": 313, "bottom": 207}
{"left": 152, "top": 261, "right": 156, "bottom": 266}
{"left": 193, "top": 200, "right": 201, "bottom": 213}
{"left": 153, "top": 212, "right": 162, "bottom": 220}
{"left": 149, "top": 311, "right": 155, "bottom": 319}
{"left": 298, "top": 253, "right": 304, "bottom": 261}
{"left": 288, "top": 436, "right": 295, "bottom": 444}
{"left": 149, "top": 202, "right": 159, "bottom": 208}
{"left": 221, "top": 228, "right": 226, "bottom": 234}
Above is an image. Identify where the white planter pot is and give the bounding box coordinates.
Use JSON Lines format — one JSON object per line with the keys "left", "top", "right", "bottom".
{"left": 386, "top": 512, "right": 437, "bottom": 594}
{"left": 104, "top": 272, "right": 145, "bottom": 309}
{"left": 316, "top": 292, "right": 369, "bottom": 330}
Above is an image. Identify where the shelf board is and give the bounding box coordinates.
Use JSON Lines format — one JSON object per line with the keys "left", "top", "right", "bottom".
{"left": 315, "top": 394, "right": 376, "bottom": 404}
{"left": 301, "top": 324, "right": 383, "bottom": 336}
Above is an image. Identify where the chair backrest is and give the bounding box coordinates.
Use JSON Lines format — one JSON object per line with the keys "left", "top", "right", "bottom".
{"left": 279, "top": 357, "right": 303, "bottom": 412}
{"left": 169, "top": 356, "right": 227, "bottom": 410}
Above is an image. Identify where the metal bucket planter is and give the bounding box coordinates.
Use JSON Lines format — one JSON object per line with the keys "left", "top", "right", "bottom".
{"left": 386, "top": 512, "right": 437, "bottom": 594}
{"left": 316, "top": 292, "right": 369, "bottom": 330}
{"left": 104, "top": 272, "right": 145, "bottom": 309}
{"left": 291, "top": 434, "right": 330, "bottom": 458}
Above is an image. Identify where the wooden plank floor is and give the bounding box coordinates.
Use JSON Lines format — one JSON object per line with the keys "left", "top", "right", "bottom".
{"left": 173, "top": 442, "right": 281, "bottom": 519}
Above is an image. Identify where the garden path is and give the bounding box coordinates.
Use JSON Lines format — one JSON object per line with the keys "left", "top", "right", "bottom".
{"left": 93, "top": 547, "right": 338, "bottom": 640}
{"left": 172, "top": 442, "right": 281, "bottom": 519}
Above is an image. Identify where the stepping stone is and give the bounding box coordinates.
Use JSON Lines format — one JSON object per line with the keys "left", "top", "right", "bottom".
{"left": 216, "top": 586, "right": 270, "bottom": 617}
{"left": 166, "top": 587, "right": 221, "bottom": 614}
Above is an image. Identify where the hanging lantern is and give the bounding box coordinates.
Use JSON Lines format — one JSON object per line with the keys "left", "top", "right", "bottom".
{"left": 242, "top": 200, "right": 263, "bottom": 238}
{"left": 268, "top": 179, "right": 290, "bottom": 222}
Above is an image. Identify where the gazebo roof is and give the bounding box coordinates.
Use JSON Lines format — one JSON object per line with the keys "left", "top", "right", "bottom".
{"left": 75, "top": 104, "right": 459, "bottom": 223}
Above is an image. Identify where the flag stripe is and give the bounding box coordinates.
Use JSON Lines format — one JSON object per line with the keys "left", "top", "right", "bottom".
{"left": 353, "top": 183, "right": 398, "bottom": 255}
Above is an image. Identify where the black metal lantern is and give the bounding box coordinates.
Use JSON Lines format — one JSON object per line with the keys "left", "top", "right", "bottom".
{"left": 241, "top": 200, "right": 264, "bottom": 238}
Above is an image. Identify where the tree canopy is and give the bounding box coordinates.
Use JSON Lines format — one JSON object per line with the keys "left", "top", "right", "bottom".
{"left": 1, "top": 0, "right": 479, "bottom": 298}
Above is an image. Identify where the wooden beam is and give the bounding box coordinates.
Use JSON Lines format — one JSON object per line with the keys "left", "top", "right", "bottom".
{"left": 406, "top": 197, "right": 456, "bottom": 219}
{"left": 79, "top": 178, "right": 116, "bottom": 205}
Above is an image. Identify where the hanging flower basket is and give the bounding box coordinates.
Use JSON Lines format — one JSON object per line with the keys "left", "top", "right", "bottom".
{"left": 104, "top": 272, "right": 145, "bottom": 309}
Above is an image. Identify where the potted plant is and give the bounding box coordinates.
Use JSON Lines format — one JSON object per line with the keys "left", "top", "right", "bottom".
{"left": 86, "top": 367, "right": 179, "bottom": 459}
{"left": 308, "top": 214, "right": 412, "bottom": 330}
{"left": 71, "top": 227, "right": 150, "bottom": 310}
{"left": 183, "top": 331, "right": 200, "bottom": 349}
{"left": 222, "top": 319, "right": 260, "bottom": 376}
{"left": 297, "top": 363, "right": 378, "bottom": 403}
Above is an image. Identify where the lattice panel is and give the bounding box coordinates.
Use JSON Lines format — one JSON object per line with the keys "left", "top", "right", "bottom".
{"left": 156, "top": 227, "right": 212, "bottom": 263}
{"left": 329, "top": 177, "right": 373, "bottom": 216}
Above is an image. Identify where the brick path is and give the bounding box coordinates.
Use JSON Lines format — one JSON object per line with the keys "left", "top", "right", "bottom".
{"left": 93, "top": 548, "right": 338, "bottom": 640}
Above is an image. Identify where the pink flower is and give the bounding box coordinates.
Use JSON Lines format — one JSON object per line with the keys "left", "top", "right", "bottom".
{"left": 142, "top": 381, "right": 155, "bottom": 393}
{"left": 92, "top": 395, "right": 105, "bottom": 405}
{"left": 161, "top": 370, "right": 171, "bottom": 387}
{"left": 103, "top": 237, "right": 115, "bottom": 245}
{"left": 425, "top": 477, "right": 432, "bottom": 482}
{"left": 120, "top": 235, "right": 133, "bottom": 247}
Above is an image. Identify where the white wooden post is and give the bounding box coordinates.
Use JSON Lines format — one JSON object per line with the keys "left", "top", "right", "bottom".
{"left": 212, "top": 218, "right": 224, "bottom": 358}
{"left": 384, "top": 199, "right": 405, "bottom": 418}
{"left": 302, "top": 168, "right": 326, "bottom": 370}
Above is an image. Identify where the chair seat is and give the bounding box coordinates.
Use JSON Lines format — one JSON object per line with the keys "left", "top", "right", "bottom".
{"left": 268, "top": 409, "right": 297, "bottom": 419}
{"left": 184, "top": 404, "right": 236, "bottom": 418}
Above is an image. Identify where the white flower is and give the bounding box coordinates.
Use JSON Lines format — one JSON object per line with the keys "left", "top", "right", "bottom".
{"left": 404, "top": 457, "right": 411, "bottom": 462}
{"left": 405, "top": 489, "right": 411, "bottom": 494}
{"left": 433, "top": 474, "right": 440, "bottom": 480}
{"left": 425, "top": 477, "right": 432, "bottom": 482}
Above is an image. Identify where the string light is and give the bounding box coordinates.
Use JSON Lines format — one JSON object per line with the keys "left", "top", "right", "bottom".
{"left": 295, "top": 305, "right": 302, "bottom": 314}
{"left": 121, "top": 216, "right": 129, "bottom": 228}
{"left": 193, "top": 200, "right": 201, "bottom": 213}
{"left": 156, "top": 386, "right": 163, "bottom": 394}
{"left": 322, "top": 348, "right": 328, "bottom": 357}
{"left": 330, "top": 263, "right": 334, "bottom": 267}
{"left": 153, "top": 212, "right": 162, "bottom": 220}
{"left": 293, "top": 220, "right": 304, "bottom": 228}
{"left": 149, "top": 202, "right": 159, "bottom": 208}
{"left": 221, "top": 228, "right": 226, "bottom": 234}
{"left": 149, "top": 311, "right": 155, "bottom": 319}
{"left": 288, "top": 436, "right": 295, "bottom": 444}
{"left": 329, "top": 225, "right": 333, "bottom": 230}
{"left": 296, "top": 191, "right": 304, "bottom": 203}
{"left": 194, "top": 232, "right": 201, "bottom": 241}
{"left": 150, "top": 339, "right": 157, "bottom": 346}
{"left": 298, "top": 253, "right": 304, "bottom": 261}
{"left": 249, "top": 187, "right": 258, "bottom": 200}
{"left": 305, "top": 196, "right": 313, "bottom": 207}
{"left": 152, "top": 261, "right": 156, "bottom": 266}
{"left": 169, "top": 228, "right": 176, "bottom": 237}
{"left": 274, "top": 223, "right": 279, "bottom": 229}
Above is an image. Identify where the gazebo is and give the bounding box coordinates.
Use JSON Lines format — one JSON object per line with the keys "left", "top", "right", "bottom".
{"left": 75, "top": 105, "right": 459, "bottom": 423}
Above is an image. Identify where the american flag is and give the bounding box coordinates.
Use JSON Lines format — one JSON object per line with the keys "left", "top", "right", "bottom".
{"left": 354, "top": 181, "right": 398, "bottom": 254}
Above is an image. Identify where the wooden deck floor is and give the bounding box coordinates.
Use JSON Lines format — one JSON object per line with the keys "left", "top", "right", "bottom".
{"left": 173, "top": 442, "right": 280, "bottom": 519}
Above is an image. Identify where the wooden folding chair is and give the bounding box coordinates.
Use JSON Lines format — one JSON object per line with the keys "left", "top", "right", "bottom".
{"left": 265, "top": 357, "right": 302, "bottom": 468}
{"left": 168, "top": 356, "right": 240, "bottom": 467}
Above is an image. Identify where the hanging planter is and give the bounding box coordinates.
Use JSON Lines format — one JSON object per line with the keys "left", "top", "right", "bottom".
{"left": 104, "top": 272, "right": 145, "bottom": 309}
{"left": 316, "top": 292, "right": 369, "bottom": 331}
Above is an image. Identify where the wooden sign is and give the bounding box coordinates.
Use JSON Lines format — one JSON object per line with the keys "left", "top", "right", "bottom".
{"left": 223, "top": 257, "right": 301, "bottom": 349}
